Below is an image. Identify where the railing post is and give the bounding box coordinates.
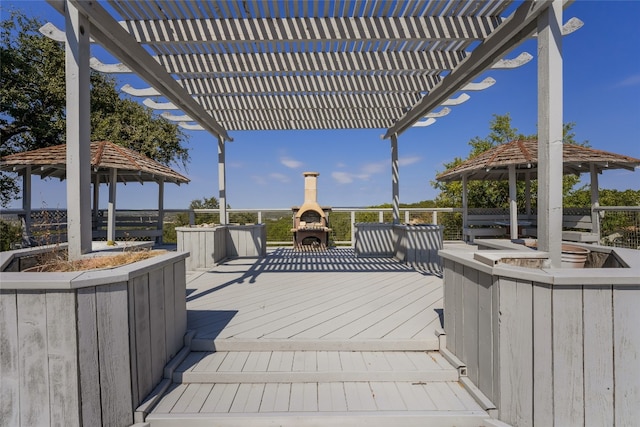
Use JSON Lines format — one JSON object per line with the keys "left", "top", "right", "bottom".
{"left": 379, "top": 211, "right": 384, "bottom": 223}
{"left": 189, "top": 210, "right": 195, "bottom": 226}
{"left": 351, "top": 210, "right": 356, "bottom": 247}
{"left": 258, "top": 211, "right": 262, "bottom": 224}
{"left": 432, "top": 210, "right": 438, "bottom": 224}
{"left": 405, "top": 210, "right": 410, "bottom": 224}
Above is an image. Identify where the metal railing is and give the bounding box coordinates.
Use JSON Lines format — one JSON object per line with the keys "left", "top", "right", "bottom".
{"left": 2, "top": 206, "right": 639, "bottom": 250}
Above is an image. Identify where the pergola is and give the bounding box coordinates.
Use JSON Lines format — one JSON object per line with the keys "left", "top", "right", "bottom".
{"left": 45, "top": 0, "right": 575, "bottom": 264}
{"left": 436, "top": 139, "right": 640, "bottom": 239}
{"left": 0, "top": 141, "right": 189, "bottom": 244}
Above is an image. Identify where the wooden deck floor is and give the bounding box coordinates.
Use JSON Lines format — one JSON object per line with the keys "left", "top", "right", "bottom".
{"left": 146, "top": 248, "right": 492, "bottom": 426}
{"left": 184, "top": 247, "right": 443, "bottom": 351}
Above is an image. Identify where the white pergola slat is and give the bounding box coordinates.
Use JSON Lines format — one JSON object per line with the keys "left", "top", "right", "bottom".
{"left": 97, "top": 0, "right": 519, "bottom": 132}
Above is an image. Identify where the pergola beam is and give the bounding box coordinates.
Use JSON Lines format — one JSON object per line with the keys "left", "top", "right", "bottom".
{"left": 46, "top": 0, "right": 232, "bottom": 142}
{"left": 384, "top": 1, "right": 556, "bottom": 139}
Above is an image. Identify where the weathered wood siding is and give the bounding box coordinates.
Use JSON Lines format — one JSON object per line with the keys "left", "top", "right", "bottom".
{"left": 0, "top": 252, "right": 188, "bottom": 427}
{"left": 394, "top": 224, "right": 443, "bottom": 271}
{"left": 225, "top": 224, "right": 266, "bottom": 258}
{"left": 177, "top": 225, "right": 266, "bottom": 270}
{"left": 442, "top": 255, "right": 640, "bottom": 427}
{"left": 355, "top": 223, "right": 443, "bottom": 271}
{"left": 354, "top": 223, "right": 394, "bottom": 256}
{"left": 176, "top": 226, "right": 226, "bottom": 270}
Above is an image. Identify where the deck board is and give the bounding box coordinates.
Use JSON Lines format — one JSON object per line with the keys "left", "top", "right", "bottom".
{"left": 185, "top": 248, "right": 443, "bottom": 351}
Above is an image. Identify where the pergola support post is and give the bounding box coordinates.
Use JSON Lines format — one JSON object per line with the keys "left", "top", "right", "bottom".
{"left": 218, "top": 136, "right": 227, "bottom": 225}
{"left": 107, "top": 168, "right": 117, "bottom": 242}
{"left": 65, "top": 1, "right": 92, "bottom": 259}
{"left": 590, "top": 164, "right": 601, "bottom": 241}
{"left": 537, "top": 1, "right": 563, "bottom": 267}
{"left": 508, "top": 164, "right": 518, "bottom": 239}
{"left": 92, "top": 173, "right": 100, "bottom": 225}
{"left": 525, "top": 171, "right": 532, "bottom": 216}
{"left": 391, "top": 134, "right": 400, "bottom": 224}
{"left": 157, "top": 178, "right": 165, "bottom": 244}
{"left": 21, "top": 166, "right": 32, "bottom": 246}
{"left": 462, "top": 174, "right": 468, "bottom": 232}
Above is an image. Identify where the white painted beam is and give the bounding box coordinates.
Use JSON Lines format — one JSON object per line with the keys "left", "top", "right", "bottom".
{"left": 384, "top": 1, "right": 554, "bottom": 139}
{"left": 48, "top": 0, "right": 232, "bottom": 142}
{"left": 64, "top": 1, "right": 92, "bottom": 259}
{"left": 537, "top": 1, "right": 564, "bottom": 267}
{"left": 391, "top": 135, "right": 400, "bottom": 224}
{"left": 218, "top": 137, "right": 227, "bottom": 225}
{"left": 509, "top": 164, "right": 518, "bottom": 240}
{"left": 107, "top": 168, "right": 117, "bottom": 243}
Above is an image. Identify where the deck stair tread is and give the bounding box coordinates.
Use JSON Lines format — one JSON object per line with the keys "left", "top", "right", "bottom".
{"left": 173, "top": 350, "right": 458, "bottom": 383}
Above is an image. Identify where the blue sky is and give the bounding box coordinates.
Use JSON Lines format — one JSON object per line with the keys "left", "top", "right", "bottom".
{"left": 4, "top": 1, "right": 640, "bottom": 210}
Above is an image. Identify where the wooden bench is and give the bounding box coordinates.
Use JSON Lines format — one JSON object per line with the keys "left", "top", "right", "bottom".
{"left": 462, "top": 215, "right": 507, "bottom": 243}
{"left": 522, "top": 214, "right": 599, "bottom": 243}
{"left": 92, "top": 213, "right": 163, "bottom": 241}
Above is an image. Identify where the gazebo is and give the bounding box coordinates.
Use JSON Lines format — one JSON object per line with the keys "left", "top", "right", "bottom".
{"left": 436, "top": 139, "right": 640, "bottom": 240}
{"left": 0, "top": 141, "right": 189, "bottom": 244}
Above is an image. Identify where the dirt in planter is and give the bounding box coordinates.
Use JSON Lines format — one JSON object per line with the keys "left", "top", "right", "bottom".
{"left": 25, "top": 249, "right": 167, "bottom": 272}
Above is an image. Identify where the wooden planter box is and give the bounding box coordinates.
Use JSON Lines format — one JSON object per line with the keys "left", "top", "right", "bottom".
{"left": 354, "top": 223, "right": 444, "bottom": 271}
{"left": 0, "top": 249, "right": 188, "bottom": 427}
{"left": 439, "top": 245, "right": 640, "bottom": 426}
{"left": 176, "top": 224, "right": 266, "bottom": 270}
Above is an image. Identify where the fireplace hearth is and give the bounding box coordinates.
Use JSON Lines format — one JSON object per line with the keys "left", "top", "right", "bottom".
{"left": 291, "top": 172, "right": 331, "bottom": 250}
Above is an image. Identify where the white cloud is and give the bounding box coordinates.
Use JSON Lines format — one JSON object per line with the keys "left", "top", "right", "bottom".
{"left": 615, "top": 74, "right": 640, "bottom": 88}
{"left": 361, "top": 161, "right": 386, "bottom": 175}
{"left": 251, "top": 175, "right": 267, "bottom": 185}
{"left": 281, "top": 157, "right": 303, "bottom": 169}
{"left": 399, "top": 156, "right": 421, "bottom": 166}
{"left": 332, "top": 171, "right": 354, "bottom": 184}
{"left": 269, "top": 173, "right": 290, "bottom": 183}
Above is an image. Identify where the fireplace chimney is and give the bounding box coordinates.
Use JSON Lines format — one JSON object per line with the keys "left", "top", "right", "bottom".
{"left": 304, "top": 171, "right": 319, "bottom": 204}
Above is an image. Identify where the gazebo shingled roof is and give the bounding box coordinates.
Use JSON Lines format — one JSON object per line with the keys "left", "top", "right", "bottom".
{"left": 0, "top": 141, "right": 189, "bottom": 185}
{"left": 436, "top": 139, "right": 640, "bottom": 182}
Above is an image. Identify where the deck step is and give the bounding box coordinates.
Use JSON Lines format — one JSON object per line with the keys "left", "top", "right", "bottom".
{"left": 173, "top": 350, "right": 458, "bottom": 383}
{"left": 190, "top": 337, "right": 441, "bottom": 352}
{"left": 146, "top": 410, "right": 491, "bottom": 426}
{"left": 146, "top": 380, "right": 489, "bottom": 427}
{"left": 144, "top": 350, "right": 492, "bottom": 426}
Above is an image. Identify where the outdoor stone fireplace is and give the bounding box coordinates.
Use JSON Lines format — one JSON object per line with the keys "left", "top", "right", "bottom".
{"left": 291, "top": 172, "right": 331, "bottom": 250}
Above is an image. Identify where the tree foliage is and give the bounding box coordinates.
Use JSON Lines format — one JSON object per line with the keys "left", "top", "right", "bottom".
{"left": 0, "top": 9, "right": 189, "bottom": 206}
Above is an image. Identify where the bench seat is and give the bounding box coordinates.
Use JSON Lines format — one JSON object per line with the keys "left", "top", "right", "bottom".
{"left": 463, "top": 226, "right": 506, "bottom": 243}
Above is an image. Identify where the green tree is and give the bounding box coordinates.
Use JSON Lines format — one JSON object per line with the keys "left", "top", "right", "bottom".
{"left": 0, "top": 10, "right": 189, "bottom": 206}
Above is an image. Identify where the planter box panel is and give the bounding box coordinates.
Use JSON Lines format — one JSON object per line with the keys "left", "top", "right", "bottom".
{"left": 0, "top": 290, "right": 19, "bottom": 427}
{"left": 77, "top": 287, "right": 101, "bottom": 426}
{"left": 96, "top": 282, "right": 134, "bottom": 427}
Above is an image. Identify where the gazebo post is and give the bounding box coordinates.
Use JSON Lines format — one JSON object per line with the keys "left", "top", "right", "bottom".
{"left": 590, "top": 164, "right": 601, "bottom": 241}
{"left": 537, "top": 1, "right": 563, "bottom": 267}
{"left": 525, "top": 171, "right": 532, "bottom": 216}
{"left": 462, "top": 174, "right": 468, "bottom": 234}
{"left": 21, "top": 166, "right": 32, "bottom": 246}
{"left": 107, "top": 168, "right": 117, "bottom": 242}
{"left": 92, "top": 173, "right": 100, "bottom": 225}
{"left": 391, "top": 134, "right": 400, "bottom": 224}
{"left": 157, "top": 178, "right": 165, "bottom": 244}
{"left": 218, "top": 135, "right": 227, "bottom": 225}
{"left": 508, "top": 164, "right": 518, "bottom": 239}
{"left": 65, "top": 2, "right": 92, "bottom": 259}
